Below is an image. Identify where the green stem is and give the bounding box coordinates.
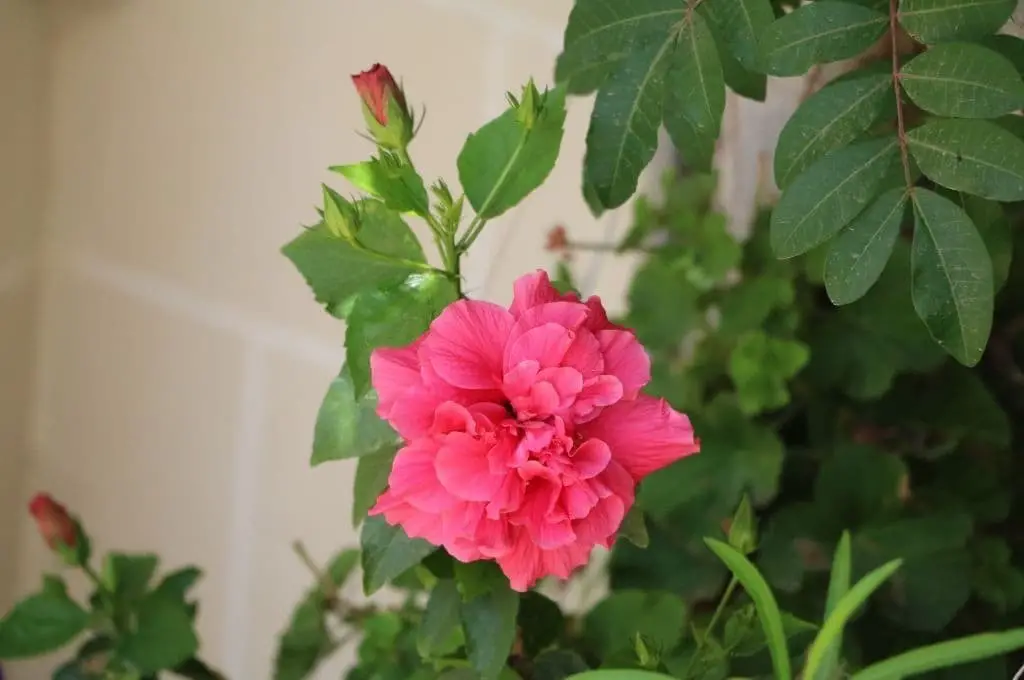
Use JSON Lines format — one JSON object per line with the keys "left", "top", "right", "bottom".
{"left": 681, "top": 576, "right": 739, "bottom": 677}
{"left": 82, "top": 562, "right": 104, "bottom": 591}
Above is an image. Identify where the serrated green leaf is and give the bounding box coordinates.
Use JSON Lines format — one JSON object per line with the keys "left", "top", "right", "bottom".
{"left": 461, "top": 582, "right": 520, "bottom": 680}
{"left": 825, "top": 188, "right": 908, "bottom": 305}
{"left": 312, "top": 367, "right": 397, "bottom": 465}
{"left": 771, "top": 136, "right": 899, "bottom": 258}
{"left": 775, "top": 73, "right": 892, "bottom": 188}
{"left": 669, "top": 14, "right": 725, "bottom": 141}
{"left": 360, "top": 516, "right": 436, "bottom": 595}
{"left": 911, "top": 188, "right": 994, "bottom": 366}
{"left": 345, "top": 272, "right": 457, "bottom": 398}
{"left": 457, "top": 84, "right": 567, "bottom": 219}
{"left": 119, "top": 591, "right": 199, "bottom": 675}
{"left": 584, "top": 35, "right": 674, "bottom": 209}
{"left": 852, "top": 629, "right": 1024, "bottom": 680}
{"left": 331, "top": 158, "right": 429, "bottom": 216}
{"left": 908, "top": 118, "right": 1024, "bottom": 201}
{"left": 282, "top": 201, "right": 426, "bottom": 318}
{"left": 702, "top": 0, "right": 775, "bottom": 71}
{"left": 761, "top": 1, "right": 888, "bottom": 77}
{"left": 900, "top": 42, "right": 1024, "bottom": 118}
{"left": 556, "top": 0, "right": 684, "bottom": 94}
{"left": 418, "top": 580, "right": 463, "bottom": 658}
{"left": 898, "top": 0, "right": 1015, "bottom": 43}
{"left": 0, "top": 588, "right": 89, "bottom": 659}
{"left": 352, "top": 448, "right": 396, "bottom": 527}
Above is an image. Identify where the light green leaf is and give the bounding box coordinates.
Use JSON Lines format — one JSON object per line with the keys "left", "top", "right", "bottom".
{"left": 119, "top": 591, "right": 199, "bottom": 675}
{"left": 669, "top": 13, "right": 725, "bottom": 141}
{"left": 819, "top": 532, "right": 853, "bottom": 680}
{"left": 584, "top": 36, "right": 673, "bottom": 209}
{"left": 761, "top": 1, "right": 888, "bottom": 77}
{"left": 775, "top": 73, "right": 892, "bottom": 188}
{"left": 352, "top": 448, "right": 396, "bottom": 527}
{"left": 457, "top": 82, "right": 567, "bottom": 219}
{"left": 345, "top": 272, "right": 457, "bottom": 398}
{"left": 103, "top": 553, "right": 160, "bottom": 604}
{"left": 418, "top": 580, "right": 464, "bottom": 658}
{"left": 728, "top": 494, "right": 758, "bottom": 555}
{"left": 771, "top": 136, "right": 899, "bottom": 258}
{"left": 852, "top": 629, "right": 1024, "bottom": 679}
{"left": 704, "top": 538, "right": 792, "bottom": 680}
{"left": 900, "top": 42, "right": 1024, "bottom": 118}
{"left": 556, "top": 0, "right": 683, "bottom": 94}
{"left": 282, "top": 201, "right": 426, "bottom": 318}
{"left": 619, "top": 506, "right": 650, "bottom": 548}
{"left": 0, "top": 588, "right": 89, "bottom": 659}
{"left": 911, "top": 189, "right": 994, "bottom": 366}
{"left": 702, "top": 0, "right": 774, "bottom": 71}
{"left": 311, "top": 367, "right": 397, "bottom": 465}
{"left": 898, "top": 0, "right": 1015, "bottom": 43}
{"left": 729, "top": 331, "right": 809, "bottom": 415}
{"left": 331, "top": 157, "right": 429, "bottom": 216}
{"left": 360, "top": 515, "right": 436, "bottom": 595}
{"left": 461, "top": 582, "right": 520, "bottom": 680}
{"left": 908, "top": 118, "right": 1024, "bottom": 201}
{"left": 803, "top": 560, "right": 904, "bottom": 680}
{"left": 825, "top": 188, "right": 908, "bottom": 305}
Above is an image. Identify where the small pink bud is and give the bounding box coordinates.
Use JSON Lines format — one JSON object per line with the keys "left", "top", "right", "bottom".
{"left": 28, "top": 493, "right": 77, "bottom": 551}
{"left": 351, "top": 63, "right": 408, "bottom": 126}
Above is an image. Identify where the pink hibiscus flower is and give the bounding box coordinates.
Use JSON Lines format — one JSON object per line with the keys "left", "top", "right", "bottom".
{"left": 369, "top": 270, "right": 700, "bottom": 591}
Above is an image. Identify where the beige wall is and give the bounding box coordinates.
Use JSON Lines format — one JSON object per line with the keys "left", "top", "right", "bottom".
{"left": 0, "top": 0, "right": 45, "bottom": 612}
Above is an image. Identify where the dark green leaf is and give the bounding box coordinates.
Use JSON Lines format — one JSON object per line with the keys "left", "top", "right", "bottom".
{"left": 979, "top": 34, "right": 1024, "bottom": 72}
{"left": 668, "top": 13, "right": 725, "bottom": 142}
{"left": 345, "top": 272, "right": 457, "bottom": 398}
{"left": 533, "top": 650, "right": 590, "bottom": 680}
{"left": 583, "top": 591, "right": 686, "bottom": 660}
{"left": 461, "top": 582, "right": 520, "bottom": 680}
{"left": 418, "top": 580, "right": 463, "bottom": 658}
{"left": 771, "top": 136, "right": 899, "bottom": 258}
{"left": 171, "top": 657, "right": 227, "bottom": 680}
{"left": 282, "top": 201, "right": 426, "bottom": 318}
{"left": 825, "top": 188, "right": 908, "bottom": 305}
{"left": 584, "top": 36, "right": 674, "bottom": 210}
{"left": 352, "top": 448, "right": 396, "bottom": 527}
{"left": 457, "top": 83, "right": 567, "bottom": 219}
{"left": 561, "top": 672, "right": 674, "bottom": 680}
{"left": 119, "top": 591, "right": 199, "bottom": 675}
{"left": 775, "top": 73, "right": 892, "bottom": 188}
{"left": 360, "top": 516, "right": 436, "bottom": 595}
{"left": 0, "top": 588, "right": 89, "bottom": 659}
{"left": 702, "top": 0, "right": 775, "bottom": 71}
{"left": 556, "top": 0, "right": 683, "bottom": 94}
{"left": 962, "top": 194, "right": 1013, "bottom": 291}
{"left": 331, "top": 157, "right": 429, "bottom": 216}
{"left": 911, "top": 188, "right": 994, "bottom": 366}
{"left": 311, "top": 366, "right": 397, "bottom": 465}
{"left": 618, "top": 506, "right": 650, "bottom": 548}
{"left": 518, "top": 591, "right": 565, "bottom": 657}
{"left": 761, "top": 1, "right": 888, "bottom": 76}
{"left": 454, "top": 561, "right": 509, "bottom": 601}
{"left": 900, "top": 42, "right": 1024, "bottom": 118}
{"left": 814, "top": 444, "right": 908, "bottom": 531}
{"left": 908, "top": 118, "right": 1024, "bottom": 201}
{"left": 898, "top": 0, "right": 1015, "bottom": 43}
{"left": 722, "top": 605, "right": 817, "bottom": 657}
{"left": 664, "top": 108, "right": 715, "bottom": 173}
{"left": 154, "top": 567, "right": 202, "bottom": 603}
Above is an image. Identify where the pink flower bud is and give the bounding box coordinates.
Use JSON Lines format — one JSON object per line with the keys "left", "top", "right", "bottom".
{"left": 28, "top": 493, "right": 77, "bottom": 551}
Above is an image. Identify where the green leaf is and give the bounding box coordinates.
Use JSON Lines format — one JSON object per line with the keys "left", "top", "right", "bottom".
{"left": 584, "top": 36, "right": 673, "bottom": 210}
{"left": 119, "top": 591, "right": 199, "bottom": 674}
{"left": 171, "top": 657, "right": 227, "bottom": 680}
{"left": 518, "top": 592, "right": 565, "bottom": 657}
{"left": 819, "top": 532, "right": 853, "bottom": 680}
{"left": 534, "top": 650, "right": 590, "bottom": 680}
{"left": 331, "top": 157, "right": 429, "bottom": 216}
{"left": 345, "top": 272, "right": 457, "bottom": 398}
{"left": 555, "top": 0, "right": 683, "bottom": 94}
{"left": 900, "top": 42, "right": 1024, "bottom": 118}
{"left": 104, "top": 553, "right": 159, "bottom": 604}
{"left": 703, "top": 539, "right": 792, "bottom": 680}
{"left": 728, "top": 331, "right": 809, "bottom": 415}
{"left": 669, "top": 13, "right": 725, "bottom": 142}
{"left": 728, "top": 494, "right": 758, "bottom": 555}
{"left": 565, "top": 672, "right": 674, "bottom": 680}
{"left": 852, "top": 629, "right": 1024, "bottom": 680}
{"left": 418, "top": 580, "right": 463, "bottom": 658}
{"left": 311, "top": 366, "right": 397, "bottom": 465}
{"left": 583, "top": 591, "right": 687, "bottom": 660}
{"left": 282, "top": 200, "right": 426, "bottom": 318}
{"left": 723, "top": 605, "right": 817, "bottom": 657}
{"left": 702, "top": 0, "right": 775, "bottom": 71}
{"left": 898, "top": 0, "right": 1015, "bottom": 43}
{"left": 0, "top": 588, "right": 89, "bottom": 659}
{"left": 771, "top": 136, "right": 899, "bottom": 258}
{"left": 907, "top": 118, "right": 1024, "bottom": 201}
{"left": 804, "top": 560, "right": 904, "bottom": 680}
{"left": 461, "top": 582, "right": 520, "bottom": 680}
{"left": 457, "top": 82, "right": 566, "bottom": 220}
{"left": 360, "top": 515, "right": 436, "bottom": 595}
{"left": 961, "top": 193, "right": 1013, "bottom": 291}
{"left": 979, "top": 34, "right": 1024, "bottom": 72}
{"left": 761, "top": 1, "right": 888, "bottom": 77}
{"left": 814, "top": 444, "right": 908, "bottom": 531}
{"left": 825, "top": 188, "right": 908, "bottom": 305}
{"left": 454, "top": 561, "right": 509, "bottom": 601}
{"left": 910, "top": 188, "right": 994, "bottom": 366}
{"left": 352, "top": 448, "right": 396, "bottom": 527}
{"left": 154, "top": 567, "right": 202, "bottom": 602}
{"left": 619, "top": 506, "right": 650, "bottom": 548}
{"left": 664, "top": 106, "right": 716, "bottom": 173}
{"left": 774, "top": 73, "right": 893, "bottom": 189}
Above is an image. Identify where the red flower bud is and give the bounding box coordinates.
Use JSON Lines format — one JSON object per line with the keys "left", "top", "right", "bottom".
{"left": 546, "top": 225, "right": 569, "bottom": 252}
{"left": 351, "top": 63, "right": 406, "bottom": 126}
{"left": 28, "top": 493, "right": 77, "bottom": 551}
